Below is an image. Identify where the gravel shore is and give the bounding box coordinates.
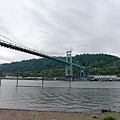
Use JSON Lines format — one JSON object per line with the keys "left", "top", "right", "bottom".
{"left": 0, "top": 109, "right": 120, "bottom": 120}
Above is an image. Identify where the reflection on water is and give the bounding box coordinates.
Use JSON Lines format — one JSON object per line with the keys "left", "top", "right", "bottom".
{"left": 0, "top": 80, "right": 120, "bottom": 113}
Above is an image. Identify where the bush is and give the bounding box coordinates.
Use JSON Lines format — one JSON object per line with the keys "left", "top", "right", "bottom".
{"left": 103, "top": 115, "right": 117, "bottom": 120}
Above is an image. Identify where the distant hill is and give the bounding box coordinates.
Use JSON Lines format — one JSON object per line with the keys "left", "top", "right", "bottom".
{"left": 0, "top": 53, "right": 120, "bottom": 77}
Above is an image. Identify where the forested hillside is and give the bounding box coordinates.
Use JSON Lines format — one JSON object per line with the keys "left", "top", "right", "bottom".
{"left": 0, "top": 54, "right": 120, "bottom": 77}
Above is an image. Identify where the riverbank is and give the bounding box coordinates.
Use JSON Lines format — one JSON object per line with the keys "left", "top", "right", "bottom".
{"left": 0, "top": 109, "right": 120, "bottom": 120}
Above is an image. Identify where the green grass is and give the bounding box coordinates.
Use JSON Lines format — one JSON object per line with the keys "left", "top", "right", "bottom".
{"left": 103, "top": 115, "right": 117, "bottom": 120}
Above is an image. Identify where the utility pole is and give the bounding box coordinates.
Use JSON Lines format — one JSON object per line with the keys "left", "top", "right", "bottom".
{"left": 16, "top": 70, "right": 19, "bottom": 86}
{"left": 0, "top": 70, "right": 2, "bottom": 86}
{"left": 42, "top": 70, "right": 44, "bottom": 88}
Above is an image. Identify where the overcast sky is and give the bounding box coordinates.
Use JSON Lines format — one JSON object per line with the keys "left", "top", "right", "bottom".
{"left": 0, "top": 0, "right": 120, "bottom": 63}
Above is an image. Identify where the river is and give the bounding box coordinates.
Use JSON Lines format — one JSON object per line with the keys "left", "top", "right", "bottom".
{"left": 0, "top": 79, "right": 120, "bottom": 113}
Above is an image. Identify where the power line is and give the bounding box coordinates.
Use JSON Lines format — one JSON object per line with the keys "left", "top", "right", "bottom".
{"left": 0, "top": 34, "right": 42, "bottom": 51}
{"left": 0, "top": 34, "right": 20, "bottom": 45}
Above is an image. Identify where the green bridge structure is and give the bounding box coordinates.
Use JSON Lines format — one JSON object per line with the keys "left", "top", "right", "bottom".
{"left": 0, "top": 39, "right": 84, "bottom": 78}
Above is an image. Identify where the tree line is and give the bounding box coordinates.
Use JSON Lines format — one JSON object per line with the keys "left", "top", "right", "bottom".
{"left": 0, "top": 53, "right": 120, "bottom": 77}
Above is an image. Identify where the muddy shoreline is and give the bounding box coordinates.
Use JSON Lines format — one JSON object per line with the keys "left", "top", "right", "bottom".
{"left": 0, "top": 109, "right": 120, "bottom": 120}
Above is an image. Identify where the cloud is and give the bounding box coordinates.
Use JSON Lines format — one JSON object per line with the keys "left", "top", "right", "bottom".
{"left": 0, "top": 0, "right": 120, "bottom": 63}
{"left": 0, "top": 16, "right": 10, "bottom": 34}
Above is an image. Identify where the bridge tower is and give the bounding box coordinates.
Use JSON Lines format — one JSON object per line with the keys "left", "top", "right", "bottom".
{"left": 65, "top": 51, "right": 73, "bottom": 78}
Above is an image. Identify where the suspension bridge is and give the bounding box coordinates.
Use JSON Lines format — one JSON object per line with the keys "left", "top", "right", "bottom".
{"left": 0, "top": 37, "right": 84, "bottom": 78}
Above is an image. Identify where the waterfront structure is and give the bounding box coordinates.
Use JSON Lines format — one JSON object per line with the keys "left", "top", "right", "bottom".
{"left": 0, "top": 39, "right": 84, "bottom": 78}
{"left": 93, "top": 75, "right": 118, "bottom": 81}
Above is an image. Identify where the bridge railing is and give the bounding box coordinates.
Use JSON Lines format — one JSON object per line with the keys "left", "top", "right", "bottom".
{"left": 0, "top": 39, "right": 70, "bottom": 65}
{"left": 0, "top": 39, "right": 49, "bottom": 57}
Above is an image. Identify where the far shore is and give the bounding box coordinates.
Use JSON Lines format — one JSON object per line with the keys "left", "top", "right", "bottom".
{"left": 0, "top": 109, "right": 120, "bottom": 120}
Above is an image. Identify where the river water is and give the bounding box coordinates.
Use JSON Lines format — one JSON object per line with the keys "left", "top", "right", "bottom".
{"left": 0, "top": 79, "right": 120, "bottom": 113}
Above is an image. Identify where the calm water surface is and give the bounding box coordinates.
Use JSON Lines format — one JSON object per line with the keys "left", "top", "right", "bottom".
{"left": 0, "top": 79, "right": 120, "bottom": 113}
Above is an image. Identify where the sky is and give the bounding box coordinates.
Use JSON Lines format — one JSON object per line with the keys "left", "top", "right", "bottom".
{"left": 0, "top": 0, "right": 120, "bottom": 63}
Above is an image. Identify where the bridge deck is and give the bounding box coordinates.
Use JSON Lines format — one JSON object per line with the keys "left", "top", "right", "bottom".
{"left": 0, "top": 39, "right": 84, "bottom": 68}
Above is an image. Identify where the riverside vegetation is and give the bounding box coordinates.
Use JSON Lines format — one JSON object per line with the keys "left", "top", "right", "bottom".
{"left": 0, "top": 53, "right": 119, "bottom": 78}
{"left": 103, "top": 115, "right": 117, "bottom": 120}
